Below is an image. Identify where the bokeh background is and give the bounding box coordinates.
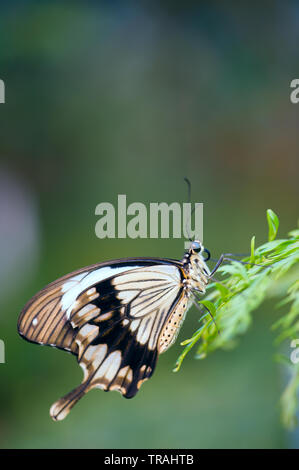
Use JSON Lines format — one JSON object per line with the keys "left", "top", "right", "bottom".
{"left": 0, "top": 0, "right": 298, "bottom": 449}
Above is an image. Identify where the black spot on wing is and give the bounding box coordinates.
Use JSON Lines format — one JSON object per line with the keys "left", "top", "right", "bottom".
{"left": 90, "top": 306, "right": 157, "bottom": 398}
{"left": 123, "top": 339, "right": 158, "bottom": 398}
{"left": 89, "top": 317, "right": 158, "bottom": 398}
{"left": 82, "top": 271, "right": 183, "bottom": 397}
{"left": 93, "top": 278, "right": 124, "bottom": 312}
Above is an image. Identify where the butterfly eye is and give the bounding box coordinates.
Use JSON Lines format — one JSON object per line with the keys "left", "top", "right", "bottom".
{"left": 191, "top": 241, "right": 202, "bottom": 253}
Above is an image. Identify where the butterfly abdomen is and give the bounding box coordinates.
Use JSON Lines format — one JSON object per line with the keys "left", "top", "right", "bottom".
{"left": 158, "top": 292, "right": 190, "bottom": 354}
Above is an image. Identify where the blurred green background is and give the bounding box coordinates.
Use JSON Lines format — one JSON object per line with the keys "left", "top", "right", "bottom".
{"left": 0, "top": 1, "right": 298, "bottom": 449}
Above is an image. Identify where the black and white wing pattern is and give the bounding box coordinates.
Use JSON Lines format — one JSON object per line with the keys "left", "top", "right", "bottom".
{"left": 18, "top": 259, "right": 189, "bottom": 421}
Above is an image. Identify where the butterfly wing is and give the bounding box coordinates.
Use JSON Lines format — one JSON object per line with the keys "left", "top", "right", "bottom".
{"left": 18, "top": 258, "right": 188, "bottom": 421}
{"left": 17, "top": 261, "right": 112, "bottom": 354}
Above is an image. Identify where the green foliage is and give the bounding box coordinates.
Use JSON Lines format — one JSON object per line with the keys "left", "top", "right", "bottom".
{"left": 267, "top": 209, "right": 280, "bottom": 241}
{"left": 174, "top": 210, "right": 299, "bottom": 429}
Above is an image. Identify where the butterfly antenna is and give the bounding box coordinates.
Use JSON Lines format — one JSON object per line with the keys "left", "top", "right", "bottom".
{"left": 184, "top": 177, "right": 191, "bottom": 205}
{"left": 184, "top": 177, "right": 197, "bottom": 243}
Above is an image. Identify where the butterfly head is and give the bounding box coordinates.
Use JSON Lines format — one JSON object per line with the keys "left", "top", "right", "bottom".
{"left": 184, "top": 240, "right": 211, "bottom": 293}
{"left": 190, "top": 240, "right": 210, "bottom": 261}
{"left": 190, "top": 240, "right": 202, "bottom": 254}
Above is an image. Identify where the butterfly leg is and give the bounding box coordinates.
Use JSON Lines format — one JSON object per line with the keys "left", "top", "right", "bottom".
{"left": 209, "top": 253, "right": 269, "bottom": 278}
{"left": 209, "top": 277, "right": 227, "bottom": 287}
{"left": 209, "top": 253, "right": 245, "bottom": 276}
{"left": 191, "top": 291, "right": 220, "bottom": 335}
{"left": 209, "top": 254, "right": 226, "bottom": 277}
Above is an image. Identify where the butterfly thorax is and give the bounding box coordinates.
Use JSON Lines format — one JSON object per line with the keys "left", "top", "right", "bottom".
{"left": 181, "top": 250, "right": 210, "bottom": 296}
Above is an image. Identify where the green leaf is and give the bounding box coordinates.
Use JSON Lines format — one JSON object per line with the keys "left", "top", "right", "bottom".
{"left": 288, "top": 229, "right": 299, "bottom": 239}
{"left": 255, "top": 239, "right": 287, "bottom": 255}
{"left": 250, "top": 235, "right": 255, "bottom": 265}
{"left": 273, "top": 354, "right": 292, "bottom": 366}
{"left": 173, "top": 326, "right": 205, "bottom": 372}
{"left": 214, "top": 282, "right": 230, "bottom": 299}
{"left": 197, "top": 300, "right": 217, "bottom": 317}
{"left": 281, "top": 364, "right": 299, "bottom": 429}
{"left": 267, "top": 209, "right": 279, "bottom": 241}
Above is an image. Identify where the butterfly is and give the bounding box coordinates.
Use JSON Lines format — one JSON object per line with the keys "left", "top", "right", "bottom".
{"left": 18, "top": 240, "right": 216, "bottom": 421}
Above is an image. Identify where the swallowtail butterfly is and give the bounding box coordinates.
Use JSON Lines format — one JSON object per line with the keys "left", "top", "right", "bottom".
{"left": 18, "top": 240, "right": 215, "bottom": 421}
